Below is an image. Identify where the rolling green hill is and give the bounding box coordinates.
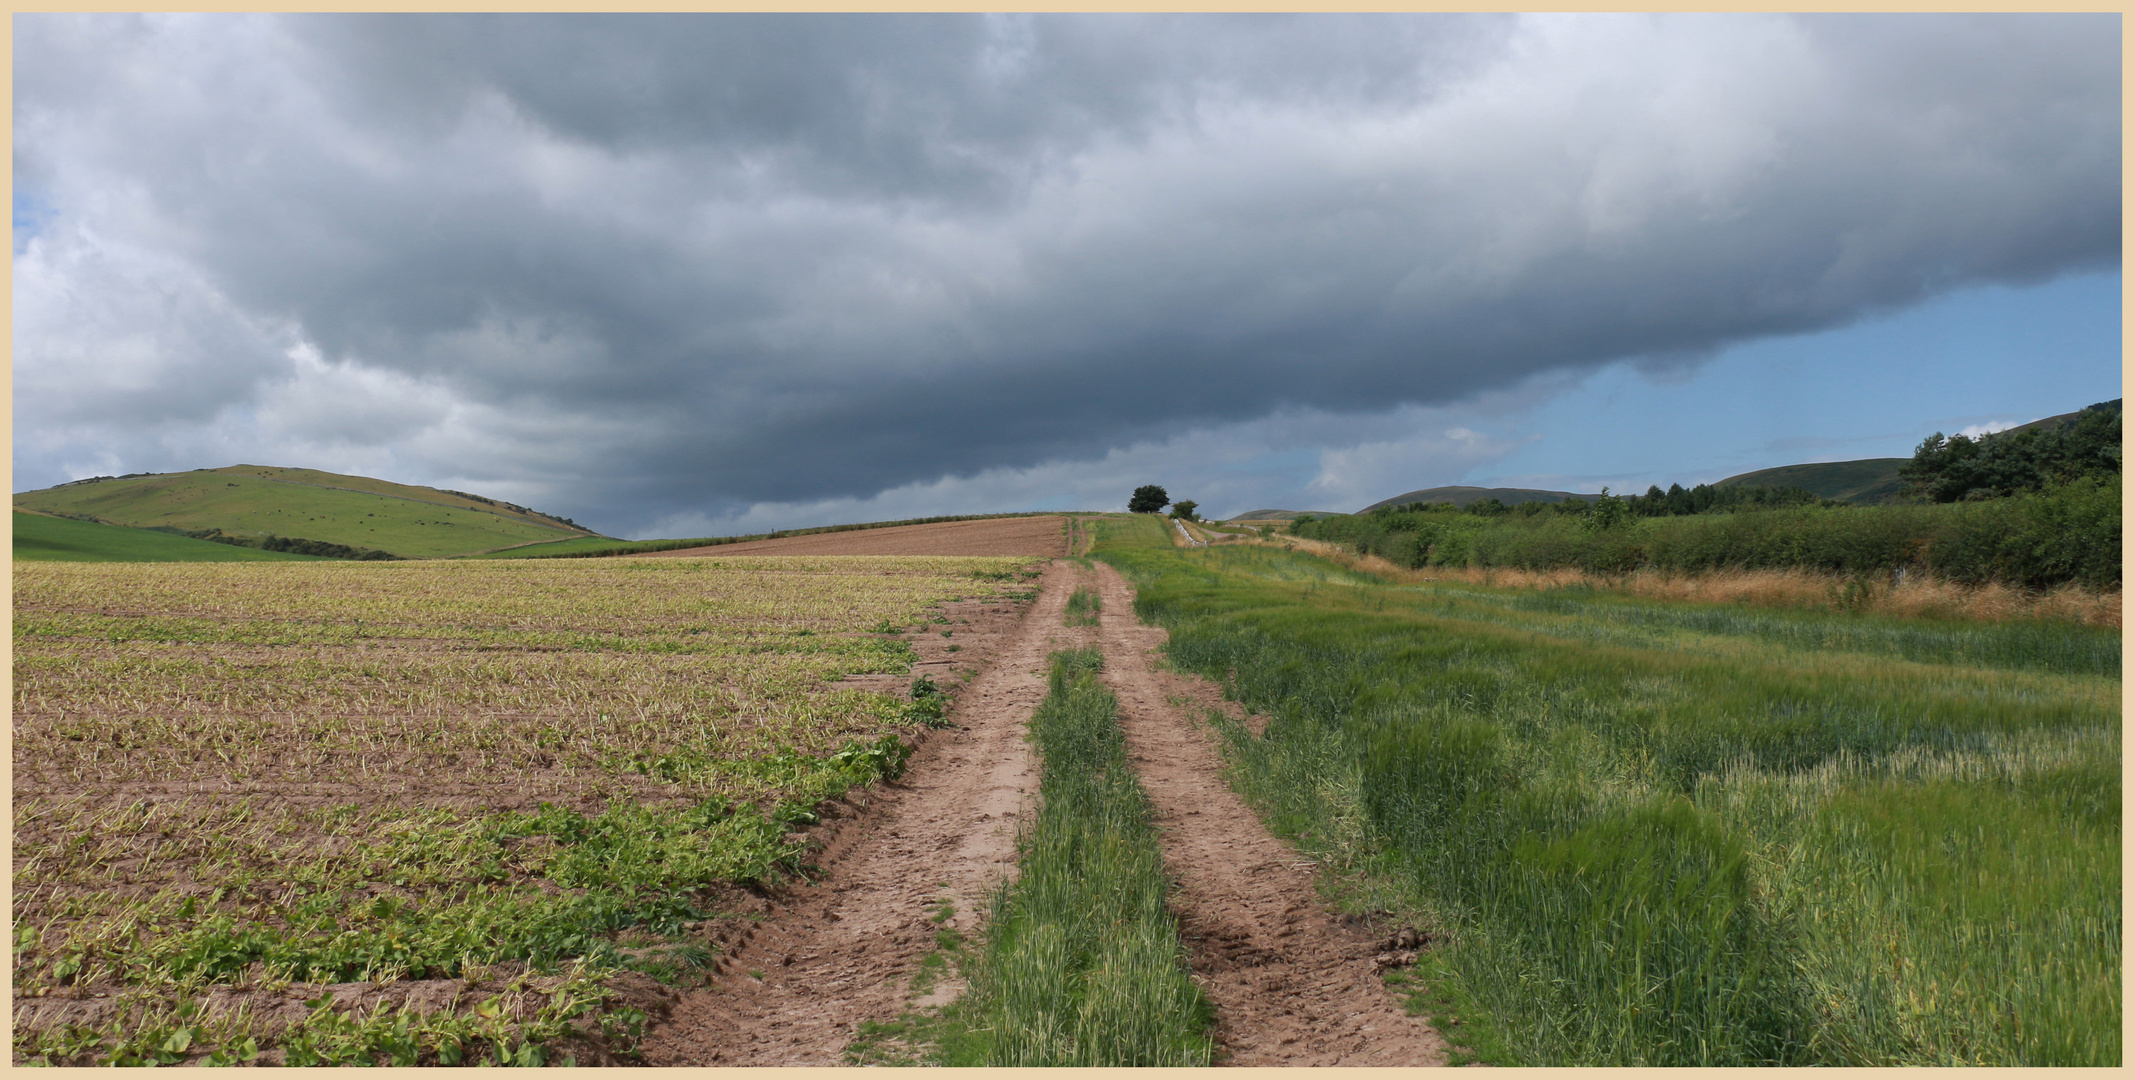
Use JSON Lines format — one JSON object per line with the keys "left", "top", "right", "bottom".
{"left": 1224, "top": 509, "right": 1343, "bottom": 522}
{"left": 1358, "top": 485, "right": 1597, "bottom": 513}
{"left": 1714, "top": 458, "right": 1908, "bottom": 504}
{"left": 13, "top": 511, "right": 327, "bottom": 563}
{"left": 14, "top": 465, "right": 604, "bottom": 559}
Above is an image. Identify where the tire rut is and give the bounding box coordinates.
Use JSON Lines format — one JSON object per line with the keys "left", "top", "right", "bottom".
{"left": 640, "top": 562, "right": 1079, "bottom": 1066}
{"left": 1088, "top": 560, "right": 1450, "bottom": 1067}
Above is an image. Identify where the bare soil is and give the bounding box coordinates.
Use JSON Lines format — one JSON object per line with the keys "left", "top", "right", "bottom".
{"left": 645, "top": 516, "right": 1068, "bottom": 558}
{"left": 1089, "top": 561, "right": 1449, "bottom": 1066}
{"left": 638, "top": 561, "right": 1074, "bottom": 1065}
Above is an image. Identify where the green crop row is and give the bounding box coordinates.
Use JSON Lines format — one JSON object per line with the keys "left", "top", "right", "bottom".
{"left": 1093, "top": 534, "right": 2118, "bottom": 1066}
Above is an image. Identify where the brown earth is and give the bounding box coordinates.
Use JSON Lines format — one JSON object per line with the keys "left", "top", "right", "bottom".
{"left": 644, "top": 516, "right": 1068, "bottom": 558}
{"left": 641, "top": 558, "right": 1448, "bottom": 1066}
{"left": 638, "top": 560, "right": 1073, "bottom": 1065}
{"left": 1090, "top": 561, "right": 1449, "bottom": 1066}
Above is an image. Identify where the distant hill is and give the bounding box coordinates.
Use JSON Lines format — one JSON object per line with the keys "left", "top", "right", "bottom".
{"left": 13, "top": 465, "right": 605, "bottom": 559}
{"left": 1715, "top": 459, "right": 1908, "bottom": 505}
{"left": 1711, "top": 401, "right": 2121, "bottom": 506}
{"left": 1357, "top": 486, "right": 1598, "bottom": 513}
{"left": 2000, "top": 400, "right": 2118, "bottom": 438}
{"left": 13, "top": 510, "right": 328, "bottom": 563}
{"left": 1224, "top": 509, "right": 1343, "bottom": 522}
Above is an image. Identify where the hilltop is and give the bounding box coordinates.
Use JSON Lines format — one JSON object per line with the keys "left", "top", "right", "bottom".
{"left": 1224, "top": 509, "right": 1343, "bottom": 522}
{"left": 1713, "top": 459, "right": 1908, "bottom": 504}
{"left": 1357, "top": 485, "right": 1597, "bottom": 513}
{"left": 13, "top": 465, "right": 605, "bottom": 560}
{"left": 1711, "top": 400, "right": 2120, "bottom": 505}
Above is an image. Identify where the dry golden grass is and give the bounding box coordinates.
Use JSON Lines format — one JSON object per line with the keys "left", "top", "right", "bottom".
{"left": 1267, "top": 535, "right": 2121, "bottom": 628}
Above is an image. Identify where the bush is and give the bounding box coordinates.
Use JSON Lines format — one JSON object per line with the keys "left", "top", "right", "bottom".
{"left": 1292, "top": 490, "right": 2119, "bottom": 591}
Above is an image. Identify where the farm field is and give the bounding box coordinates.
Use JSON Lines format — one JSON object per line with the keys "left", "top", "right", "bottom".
{"left": 1095, "top": 521, "right": 2120, "bottom": 1066}
{"left": 12, "top": 555, "right": 1040, "bottom": 1066}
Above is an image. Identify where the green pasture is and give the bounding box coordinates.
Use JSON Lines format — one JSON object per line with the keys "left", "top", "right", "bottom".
{"left": 15, "top": 467, "right": 592, "bottom": 559}
{"left": 12, "top": 512, "right": 324, "bottom": 563}
{"left": 1094, "top": 521, "right": 2118, "bottom": 1065}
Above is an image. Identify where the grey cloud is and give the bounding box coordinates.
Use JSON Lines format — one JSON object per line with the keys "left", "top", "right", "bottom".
{"left": 13, "top": 14, "right": 2119, "bottom": 534}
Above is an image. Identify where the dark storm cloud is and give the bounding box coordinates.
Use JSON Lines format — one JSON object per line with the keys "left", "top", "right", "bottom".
{"left": 13, "top": 14, "right": 2119, "bottom": 530}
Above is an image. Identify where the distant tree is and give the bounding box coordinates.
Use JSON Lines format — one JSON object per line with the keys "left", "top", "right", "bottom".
{"left": 1128, "top": 485, "right": 1170, "bottom": 514}
{"left": 1169, "top": 500, "right": 1199, "bottom": 521}
{"left": 1582, "top": 487, "right": 1630, "bottom": 532}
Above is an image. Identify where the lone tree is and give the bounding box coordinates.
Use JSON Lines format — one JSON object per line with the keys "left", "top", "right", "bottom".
{"left": 1169, "top": 500, "right": 1199, "bottom": 522}
{"left": 1128, "top": 485, "right": 1170, "bottom": 514}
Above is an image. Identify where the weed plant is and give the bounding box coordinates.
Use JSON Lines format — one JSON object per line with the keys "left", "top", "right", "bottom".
{"left": 950, "top": 649, "right": 1213, "bottom": 1066}
{"left": 1064, "top": 586, "right": 1103, "bottom": 626}
{"left": 1092, "top": 537, "right": 2118, "bottom": 1066}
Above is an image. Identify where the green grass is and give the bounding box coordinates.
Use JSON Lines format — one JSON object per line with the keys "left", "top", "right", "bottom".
{"left": 15, "top": 466, "right": 595, "bottom": 559}
{"left": 1091, "top": 537, "right": 2118, "bottom": 1066}
{"left": 1063, "top": 586, "right": 1102, "bottom": 626}
{"left": 863, "top": 649, "right": 1213, "bottom": 1066}
{"left": 13, "top": 512, "right": 326, "bottom": 563}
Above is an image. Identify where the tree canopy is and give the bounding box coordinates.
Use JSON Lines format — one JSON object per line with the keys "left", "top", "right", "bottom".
{"left": 1900, "top": 400, "right": 2121, "bottom": 502}
{"left": 1128, "top": 485, "right": 1170, "bottom": 514}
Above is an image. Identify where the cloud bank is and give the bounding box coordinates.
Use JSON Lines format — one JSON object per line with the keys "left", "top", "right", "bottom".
{"left": 14, "top": 14, "right": 2119, "bottom": 531}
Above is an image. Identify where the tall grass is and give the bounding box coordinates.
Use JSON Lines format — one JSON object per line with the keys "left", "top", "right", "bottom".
{"left": 1093, "top": 540, "right": 2118, "bottom": 1066}
{"left": 1284, "top": 534, "right": 2122, "bottom": 628}
{"left": 952, "top": 650, "right": 1212, "bottom": 1066}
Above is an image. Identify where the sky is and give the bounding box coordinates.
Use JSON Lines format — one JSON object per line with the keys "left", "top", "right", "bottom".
{"left": 13, "top": 13, "right": 2121, "bottom": 536}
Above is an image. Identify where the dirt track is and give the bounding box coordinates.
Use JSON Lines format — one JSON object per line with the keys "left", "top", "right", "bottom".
{"left": 1092, "top": 561, "right": 1448, "bottom": 1065}
{"left": 642, "top": 557, "right": 1445, "bottom": 1066}
{"left": 639, "top": 562, "right": 1069, "bottom": 1066}
{"left": 645, "top": 516, "right": 1067, "bottom": 558}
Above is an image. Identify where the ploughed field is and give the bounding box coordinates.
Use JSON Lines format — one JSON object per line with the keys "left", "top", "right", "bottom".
{"left": 12, "top": 555, "right": 1039, "bottom": 1066}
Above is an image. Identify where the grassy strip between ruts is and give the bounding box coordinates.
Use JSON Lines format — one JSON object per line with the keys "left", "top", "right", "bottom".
{"left": 847, "top": 648, "right": 1213, "bottom": 1066}
{"left": 1092, "top": 518, "right": 2118, "bottom": 1066}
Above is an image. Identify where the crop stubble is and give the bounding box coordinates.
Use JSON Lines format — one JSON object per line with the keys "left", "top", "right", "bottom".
{"left": 13, "top": 555, "right": 1040, "bottom": 1065}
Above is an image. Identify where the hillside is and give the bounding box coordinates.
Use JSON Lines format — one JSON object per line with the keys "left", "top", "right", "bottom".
{"left": 1357, "top": 485, "right": 1597, "bottom": 513}
{"left": 14, "top": 465, "right": 604, "bottom": 559}
{"left": 13, "top": 511, "right": 327, "bottom": 563}
{"left": 1224, "top": 509, "right": 1342, "bottom": 522}
{"left": 1714, "top": 458, "right": 1908, "bottom": 504}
